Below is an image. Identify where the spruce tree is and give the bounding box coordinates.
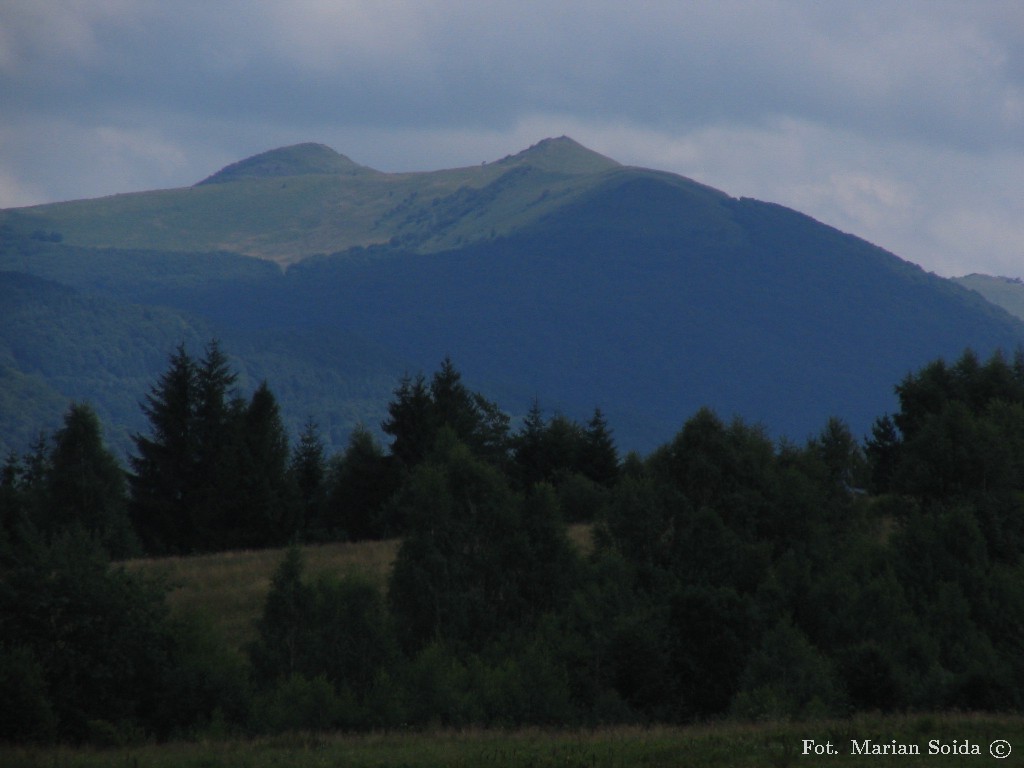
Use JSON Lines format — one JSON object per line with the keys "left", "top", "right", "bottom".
{"left": 382, "top": 373, "right": 436, "bottom": 468}
{"left": 192, "top": 340, "right": 243, "bottom": 548}
{"left": 48, "top": 403, "right": 136, "bottom": 557}
{"left": 289, "top": 418, "right": 328, "bottom": 536}
{"left": 232, "top": 381, "right": 294, "bottom": 547}
{"left": 249, "top": 545, "right": 312, "bottom": 684}
{"left": 581, "top": 407, "right": 619, "bottom": 487}
{"left": 469, "top": 390, "right": 512, "bottom": 466}
{"left": 327, "top": 425, "right": 394, "bottom": 539}
{"left": 865, "top": 414, "right": 901, "bottom": 493}
{"left": 129, "top": 344, "right": 198, "bottom": 554}
{"left": 384, "top": 359, "right": 510, "bottom": 471}
{"left": 429, "top": 357, "right": 478, "bottom": 443}
{"left": 541, "top": 414, "right": 586, "bottom": 478}
{"left": 512, "top": 399, "right": 547, "bottom": 487}
{"left": 129, "top": 341, "right": 259, "bottom": 553}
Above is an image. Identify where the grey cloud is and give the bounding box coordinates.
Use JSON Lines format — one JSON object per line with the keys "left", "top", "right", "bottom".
{"left": 2, "top": 1, "right": 1023, "bottom": 275}
{"left": 8, "top": 2, "right": 1021, "bottom": 143}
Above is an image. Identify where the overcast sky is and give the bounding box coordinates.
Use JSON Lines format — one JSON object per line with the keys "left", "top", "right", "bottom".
{"left": 2, "top": 1, "right": 1022, "bottom": 277}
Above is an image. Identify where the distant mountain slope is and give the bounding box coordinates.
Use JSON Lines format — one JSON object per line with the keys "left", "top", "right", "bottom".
{"left": 2, "top": 138, "right": 1023, "bottom": 455}
{"left": 952, "top": 274, "right": 1024, "bottom": 322}
{"left": 0, "top": 269, "right": 216, "bottom": 458}
{"left": 0, "top": 255, "right": 403, "bottom": 459}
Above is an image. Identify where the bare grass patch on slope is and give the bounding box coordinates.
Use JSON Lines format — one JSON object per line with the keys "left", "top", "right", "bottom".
{"left": 124, "top": 539, "right": 399, "bottom": 649}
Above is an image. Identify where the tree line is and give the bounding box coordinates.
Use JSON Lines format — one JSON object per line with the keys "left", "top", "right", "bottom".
{"left": 4, "top": 342, "right": 1024, "bottom": 742}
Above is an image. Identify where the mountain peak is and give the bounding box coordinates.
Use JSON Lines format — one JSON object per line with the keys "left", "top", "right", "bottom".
{"left": 498, "top": 136, "right": 620, "bottom": 174}
{"left": 196, "top": 143, "right": 372, "bottom": 185}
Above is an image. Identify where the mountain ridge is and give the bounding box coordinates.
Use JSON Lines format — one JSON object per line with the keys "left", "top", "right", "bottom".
{"left": 0, "top": 137, "right": 669, "bottom": 264}
{"left": 3, "top": 137, "right": 1024, "bottom": 456}
{"left": 493, "top": 136, "right": 621, "bottom": 174}
{"left": 196, "top": 142, "right": 375, "bottom": 185}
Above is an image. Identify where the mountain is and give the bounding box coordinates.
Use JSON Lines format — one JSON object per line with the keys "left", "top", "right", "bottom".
{"left": 2, "top": 138, "right": 1023, "bottom": 456}
{"left": 268, "top": 172, "right": 1024, "bottom": 448}
{"left": 196, "top": 142, "right": 373, "bottom": 184}
{"left": 0, "top": 137, "right": 619, "bottom": 265}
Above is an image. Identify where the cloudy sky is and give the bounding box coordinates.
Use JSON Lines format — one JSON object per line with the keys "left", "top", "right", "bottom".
{"left": 2, "top": 1, "right": 1022, "bottom": 277}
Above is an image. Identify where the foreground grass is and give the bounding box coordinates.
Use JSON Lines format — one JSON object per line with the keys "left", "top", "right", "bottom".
{"left": 3, "top": 715, "right": 1023, "bottom": 767}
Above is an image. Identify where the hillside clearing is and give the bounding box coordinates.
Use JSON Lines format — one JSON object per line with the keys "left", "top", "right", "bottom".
{"left": 123, "top": 524, "right": 594, "bottom": 649}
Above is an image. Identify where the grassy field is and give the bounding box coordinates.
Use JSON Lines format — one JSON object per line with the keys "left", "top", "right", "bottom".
{"left": 123, "top": 525, "right": 595, "bottom": 649}
{"left": 3, "top": 714, "right": 1022, "bottom": 767}
{"left": 123, "top": 538, "right": 400, "bottom": 649}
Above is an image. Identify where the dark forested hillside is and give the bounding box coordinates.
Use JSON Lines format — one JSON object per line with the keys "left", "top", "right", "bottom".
{"left": 0, "top": 269, "right": 217, "bottom": 458}
{"left": 271, "top": 171, "right": 1024, "bottom": 448}
{"left": 0, "top": 248, "right": 402, "bottom": 459}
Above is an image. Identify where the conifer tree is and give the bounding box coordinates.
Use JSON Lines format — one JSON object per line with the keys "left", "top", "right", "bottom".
{"left": 249, "top": 545, "right": 394, "bottom": 703}
{"left": 382, "top": 373, "right": 436, "bottom": 468}
{"left": 541, "top": 413, "right": 586, "bottom": 478}
{"left": 191, "top": 340, "right": 244, "bottom": 547}
{"left": 129, "top": 344, "right": 198, "bottom": 553}
{"left": 229, "top": 381, "right": 295, "bottom": 547}
{"left": 581, "top": 407, "right": 619, "bottom": 487}
{"left": 467, "top": 390, "right": 512, "bottom": 465}
{"left": 327, "top": 425, "right": 395, "bottom": 539}
{"left": 512, "top": 399, "right": 547, "bottom": 487}
{"left": 130, "top": 340, "right": 275, "bottom": 553}
{"left": 865, "top": 414, "right": 901, "bottom": 493}
{"left": 384, "top": 359, "right": 510, "bottom": 471}
{"left": 430, "top": 357, "right": 478, "bottom": 443}
{"left": 429, "top": 356, "right": 510, "bottom": 463}
{"left": 289, "top": 418, "right": 327, "bottom": 536}
{"left": 48, "top": 403, "right": 136, "bottom": 557}
{"left": 249, "top": 545, "right": 312, "bottom": 684}
{"left": 808, "top": 417, "right": 865, "bottom": 499}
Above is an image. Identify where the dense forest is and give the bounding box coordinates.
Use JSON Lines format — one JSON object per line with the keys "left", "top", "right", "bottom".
{"left": 3, "top": 342, "right": 1024, "bottom": 743}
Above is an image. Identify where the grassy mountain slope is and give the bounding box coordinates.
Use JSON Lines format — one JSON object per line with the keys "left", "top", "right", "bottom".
{"left": 0, "top": 137, "right": 619, "bottom": 265}
{"left": 3, "top": 137, "right": 1023, "bottom": 456}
